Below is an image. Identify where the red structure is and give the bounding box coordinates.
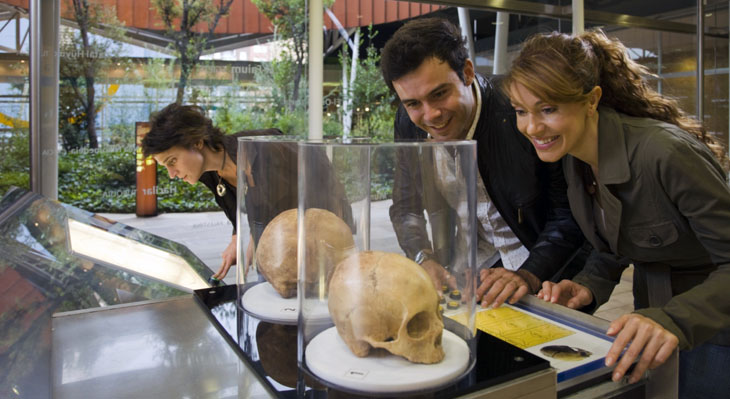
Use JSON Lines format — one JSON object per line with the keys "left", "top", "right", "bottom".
{"left": 3, "top": 0, "right": 443, "bottom": 34}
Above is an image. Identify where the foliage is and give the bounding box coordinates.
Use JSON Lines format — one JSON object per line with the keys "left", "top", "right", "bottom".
{"left": 59, "top": 0, "right": 129, "bottom": 149}
{"left": 251, "top": 0, "right": 320, "bottom": 111}
{"left": 331, "top": 144, "right": 395, "bottom": 202}
{"left": 213, "top": 87, "right": 343, "bottom": 137}
{"left": 0, "top": 127, "right": 30, "bottom": 195}
{"left": 151, "top": 0, "right": 235, "bottom": 104}
{"left": 336, "top": 26, "right": 395, "bottom": 140}
{"left": 57, "top": 148, "right": 217, "bottom": 213}
{"left": 137, "top": 57, "right": 177, "bottom": 112}
{"left": 254, "top": 46, "right": 306, "bottom": 113}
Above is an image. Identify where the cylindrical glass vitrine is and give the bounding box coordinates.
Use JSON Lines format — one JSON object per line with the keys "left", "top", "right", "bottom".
{"left": 298, "top": 140, "right": 478, "bottom": 396}
{"left": 235, "top": 135, "right": 302, "bottom": 394}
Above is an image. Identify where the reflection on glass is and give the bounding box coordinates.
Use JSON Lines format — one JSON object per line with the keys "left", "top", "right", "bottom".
{"left": 0, "top": 187, "right": 213, "bottom": 398}
{"left": 298, "top": 140, "right": 478, "bottom": 396}
{"left": 67, "top": 219, "right": 209, "bottom": 291}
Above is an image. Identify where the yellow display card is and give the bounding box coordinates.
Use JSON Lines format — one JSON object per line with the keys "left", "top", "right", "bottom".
{"left": 450, "top": 306, "right": 574, "bottom": 349}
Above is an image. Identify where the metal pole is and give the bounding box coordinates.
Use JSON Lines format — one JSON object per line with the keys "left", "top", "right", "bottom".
{"left": 308, "top": 0, "right": 323, "bottom": 140}
{"left": 657, "top": 31, "right": 663, "bottom": 95}
{"left": 29, "top": 0, "right": 59, "bottom": 198}
{"left": 458, "top": 8, "right": 476, "bottom": 62}
{"left": 697, "top": 0, "right": 704, "bottom": 121}
{"left": 572, "top": 0, "right": 584, "bottom": 34}
{"left": 29, "top": 0, "right": 40, "bottom": 194}
{"left": 493, "top": 12, "right": 509, "bottom": 74}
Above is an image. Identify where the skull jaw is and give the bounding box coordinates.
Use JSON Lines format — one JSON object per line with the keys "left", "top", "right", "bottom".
{"left": 336, "top": 323, "right": 446, "bottom": 364}
{"left": 366, "top": 328, "right": 446, "bottom": 364}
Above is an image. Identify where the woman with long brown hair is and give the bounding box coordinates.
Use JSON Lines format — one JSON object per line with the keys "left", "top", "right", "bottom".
{"left": 504, "top": 30, "right": 730, "bottom": 397}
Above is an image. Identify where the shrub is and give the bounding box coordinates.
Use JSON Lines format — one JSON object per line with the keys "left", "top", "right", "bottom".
{"left": 58, "top": 148, "right": 217, "bottom": 213}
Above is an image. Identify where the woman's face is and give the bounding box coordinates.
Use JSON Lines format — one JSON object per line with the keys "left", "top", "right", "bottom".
{"left": 153, "top": 145, "right": 205, "bottom": 185}
{"left": 508, "top": 82, "right": 599, "bottom": 163}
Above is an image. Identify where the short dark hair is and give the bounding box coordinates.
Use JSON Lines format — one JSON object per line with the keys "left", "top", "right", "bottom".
{"left": 141, "top": 103, "right": 225, "bottom": 157}
{"left": 380, "top": 18, "right": 469, "bottom": 92}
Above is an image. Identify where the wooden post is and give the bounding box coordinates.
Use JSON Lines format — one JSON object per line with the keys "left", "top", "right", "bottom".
{"left": 135, "top": 122, "right": 157, "bottom": 217}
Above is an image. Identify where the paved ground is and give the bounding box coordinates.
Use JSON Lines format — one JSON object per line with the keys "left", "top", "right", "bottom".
{"left": 101, "top": 202, "right": 634, "bottom": 321}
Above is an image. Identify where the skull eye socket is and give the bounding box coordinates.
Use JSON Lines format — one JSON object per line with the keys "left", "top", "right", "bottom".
{"left": 407, "top": 311, "right": 433, "bottom": 338}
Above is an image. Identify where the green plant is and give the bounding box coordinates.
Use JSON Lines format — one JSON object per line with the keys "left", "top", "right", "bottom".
{"left": 57, "top": 148, "right": 217, "bottom": 213}
{"left": 151, "top": 0, "right": 235, "bottom": 104}
{"left": 336, "top": 25, "right": 395, "bottom": 140}
{"left": 60, "top": 0, "right": 129, "bottom": 148}
{"left": 0, "top": 127, "right": 30, "bottom": 195}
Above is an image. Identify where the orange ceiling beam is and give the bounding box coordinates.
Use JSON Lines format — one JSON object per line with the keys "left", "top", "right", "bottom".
{"left": 3, "top": 0, "right": 442, "bottom": 34}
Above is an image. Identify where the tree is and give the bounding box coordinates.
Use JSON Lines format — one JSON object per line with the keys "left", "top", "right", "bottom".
{"left": 151, "top": 0, "right": 235, "bottom": 105}
{"left": 338, "top": 26, "right": 394, "bottom": 138}
{"left": 252, "top": 0, "right": 333, "bottom": 112}
{"left": 339, "top": 28, "right": 360, "bottom": 138}
{"left": 59, "top": 0, "right": 126, "bottom": 149}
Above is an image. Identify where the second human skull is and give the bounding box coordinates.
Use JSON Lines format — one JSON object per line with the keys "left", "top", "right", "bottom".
{"left": 328, "top": 251, "right": 445, "bottom": 364}
{"left": 256, "top": 208, "right": 355, "bottom": 298}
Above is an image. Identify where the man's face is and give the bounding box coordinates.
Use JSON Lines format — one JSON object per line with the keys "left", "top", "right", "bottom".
{"left": 392, "top": 57, "right": 476, "bottom": 141}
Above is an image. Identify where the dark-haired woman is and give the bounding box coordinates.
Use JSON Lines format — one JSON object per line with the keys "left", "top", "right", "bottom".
{"left": 141, "top": 103, "right": 286, "bottom": 281}
{"left": 504, "top": 30, "right": 730, "bottom": 397}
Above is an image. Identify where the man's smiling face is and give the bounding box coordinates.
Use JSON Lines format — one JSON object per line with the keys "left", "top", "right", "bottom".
{"left": 393, "top": 57, "right": 477, "bottom": 141}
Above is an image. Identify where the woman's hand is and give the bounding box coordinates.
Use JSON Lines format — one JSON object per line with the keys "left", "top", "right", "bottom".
{"left": 244, "top": 234, "right": 254, "bottom": 275}
{"left": 214, "top": 234, "right": 237, "bottom": 280}
{"left": 605, "top": 313, "right": 679, "bottom": 384}
{"left": 537, "top": 279, "right": 593, "bottom": 309}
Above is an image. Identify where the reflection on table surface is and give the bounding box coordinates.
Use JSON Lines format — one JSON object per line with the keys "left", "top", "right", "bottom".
{"left": 52, "top": 295, "right": 274, "bottom": 399}
{"left": 0, "top": 187, "right": 215, "bottom": 398}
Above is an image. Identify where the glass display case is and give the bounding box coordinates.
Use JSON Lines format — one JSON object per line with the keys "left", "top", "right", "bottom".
{"left": 297, "top": 140, "right": 479, "bottom": 396}
{"left": 0, "top": 187, "right": 216, "bottom": 398}
{"left": 233, "top": 136, "right": 303, "bottom": 396}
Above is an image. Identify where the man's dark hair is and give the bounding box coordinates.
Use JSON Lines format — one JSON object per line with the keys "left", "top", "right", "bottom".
{"left": 381, "top": 18, "right": 469, "bottom": 92}
{"left": 141, "top": 103, "right": 225, "bottom": 157}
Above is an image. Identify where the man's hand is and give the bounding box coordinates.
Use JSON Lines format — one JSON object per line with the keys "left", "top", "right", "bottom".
{"left": 537, "top": 279, "right": 593, "bottom": 309}
{"left": 477, "top": 268, "right": 538, "bottom": 308}
{"left": 604, "top": 313, "right": 678, "bottom": 384}
{"left": 213, "top": 234, "right": 237, "bottom": 280}
{"left": 420, "top": 259, "right": 457, "bottom": 294}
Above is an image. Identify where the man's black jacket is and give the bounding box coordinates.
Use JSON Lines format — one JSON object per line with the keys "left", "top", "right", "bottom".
{"left": 389, "top": 74, "right": 586, "bottom": 281}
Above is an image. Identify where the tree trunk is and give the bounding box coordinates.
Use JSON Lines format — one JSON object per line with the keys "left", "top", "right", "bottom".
{"left": 341, "top": 56, "right": 350, "bottom": 139}
{"left": 342, "top": 28, "right": 360, "bottom": 139}
{"left": 85, "top": 75, "right": 98, "bottom": 148}
{"left": 291, "top": 58, "right": 302, "bottom": 112}
{"left": 74, "top": 0, "right": 99, "bottom": 148}
{"left": 291, "top": 31, "right": 307, "bottom": 112}
{"left": 176, "top": 62, "right": 189, "bottom": 105}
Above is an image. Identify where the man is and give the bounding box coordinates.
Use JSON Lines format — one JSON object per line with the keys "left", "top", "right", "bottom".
{"left": 381, "top": 18, "right": 587, "bottom": 307}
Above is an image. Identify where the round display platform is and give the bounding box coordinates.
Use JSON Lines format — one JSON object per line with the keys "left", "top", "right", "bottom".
{"left": 241, "top": 282, "right": 330, "bottom": 324}
{"left": 305, "top": 327, "right": 470, "bottom": 393}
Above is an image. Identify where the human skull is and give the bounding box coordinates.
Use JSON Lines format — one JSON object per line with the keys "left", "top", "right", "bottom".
{"left": 256, "top": 208, "right": 355, "bottom": 298}
{"left": 328, "top": 251, "right": 445, "bottom": 364}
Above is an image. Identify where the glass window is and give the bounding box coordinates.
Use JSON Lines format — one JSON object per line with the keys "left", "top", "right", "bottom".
{"left": 0, "top": 5, "right": 30, "bottom": 195}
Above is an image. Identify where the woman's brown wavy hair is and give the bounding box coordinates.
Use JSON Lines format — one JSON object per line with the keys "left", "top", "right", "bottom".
{"left": 503, "top": 29, "right": 728, "bottom": 170}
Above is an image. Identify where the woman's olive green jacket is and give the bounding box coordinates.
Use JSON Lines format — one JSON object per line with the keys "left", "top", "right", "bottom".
{"left": 566, "top": 106, "right": 730, "bottom": 350}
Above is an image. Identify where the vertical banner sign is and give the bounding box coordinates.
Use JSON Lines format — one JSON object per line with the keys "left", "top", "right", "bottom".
{"left": 135, "top": 122, "right": 157, "bottom": 216}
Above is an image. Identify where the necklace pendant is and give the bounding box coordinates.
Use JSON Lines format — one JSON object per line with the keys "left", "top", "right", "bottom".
{"left": 216, "top": 183, "right": 226, "bottom": 197}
